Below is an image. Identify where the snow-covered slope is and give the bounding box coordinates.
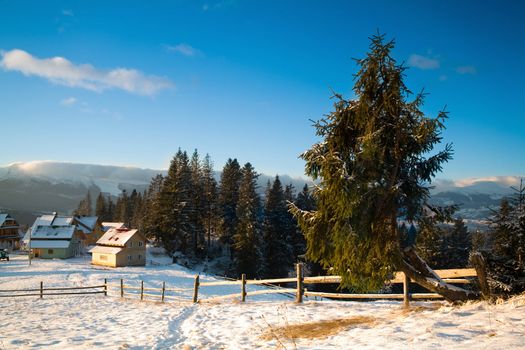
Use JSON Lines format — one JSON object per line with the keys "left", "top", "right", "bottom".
{"left": 1, "top": 255, "right": 524, "bottom": 349}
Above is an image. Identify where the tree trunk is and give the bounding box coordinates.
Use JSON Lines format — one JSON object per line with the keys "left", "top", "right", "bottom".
{"left": 400, "top": 246, "right": 479, "bottom": 303}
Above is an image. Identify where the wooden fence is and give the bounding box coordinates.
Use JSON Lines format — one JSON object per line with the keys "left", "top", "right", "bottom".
{"left": 0, "top": 265, "right": 478, "bottom": 307}
{"left": 193, "top": 264, "right": 478, "bottom": 306}
{"left": 0, "top": 281, "right": 107, "bottom": 298}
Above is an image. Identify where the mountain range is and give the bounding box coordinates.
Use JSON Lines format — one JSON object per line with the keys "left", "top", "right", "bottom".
{"left": 0, "top": 161, "right": 522, "bottom": 228}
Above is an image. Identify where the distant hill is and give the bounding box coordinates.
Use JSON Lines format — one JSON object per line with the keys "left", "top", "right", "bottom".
{"left": 0, "top": 161, "right": 311, "bottom": 225}
{"left": 0, "top": 161, "right": 521, "bottom": 228}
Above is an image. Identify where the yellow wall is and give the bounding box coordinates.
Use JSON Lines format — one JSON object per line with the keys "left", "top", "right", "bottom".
{"left": 92, "top": 252, "right": 117, "bottom": 267}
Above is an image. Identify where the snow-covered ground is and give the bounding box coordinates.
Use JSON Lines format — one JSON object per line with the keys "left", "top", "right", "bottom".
{"left": 1, "top": 254, "right": 524, "bottom": 349}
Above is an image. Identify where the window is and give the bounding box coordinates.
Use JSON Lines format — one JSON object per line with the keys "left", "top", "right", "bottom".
{"left": 138, "top": 254, "right": 142, "bottom": 260}
{"left": 100, "top": 255, "right": 108, "bottom": 261}
{"left": 128, "top": 255, "right": 132, "bottom": 261}
{"left": 138, "top": 241, "right": 143, "bottom": 247}
{"left": 48, "top": 249, "right": 54, "bottom": 254}
{"left": 129, "top": 241, "right": 133, "bottom": 248}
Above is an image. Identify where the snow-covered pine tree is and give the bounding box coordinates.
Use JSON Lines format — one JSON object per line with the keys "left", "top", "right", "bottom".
{"left": 202, "top": 154, "right": 218, "bottom": 249}
{"left": 473, "top": 182, "right": 525, "bottom": 295}
{"left": 290, "top": 184, "right": 315, "bottom": 260}
{"left": 156, "top": 150, "right": 193, "bottom": 255}
{"left": 262, "top": 175, "right": 293, "bottom": 278}
{"left": 233, "top": 163, "right": 264, "bottom": 278}
{"left": 289, "top": 33, "right": 477, "bottom": 301}
{"left": 189, "top": 149, "right": 206, "bottom": 257}
{"left": 141, "top": 174, "right": 164, "bottom": 240}
{"left": 218, "top": 158, "right": 242, "bottom": 258}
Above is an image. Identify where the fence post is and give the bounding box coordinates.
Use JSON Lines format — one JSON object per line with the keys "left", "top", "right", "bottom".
{"left": 120, "top": 278, "right": 124, "bottom": 298}
{"left": 403, "top": 272, "right": 410, "bottom": 308}
{"left": 104, "top": 278, "right": 107, "bottom": 296}
{"left": 40, "top": 281, "right": 43, "bottom": 299}
{"left": 241, "top": 274, "right": 247, "bottom": 302}
{"left": 192, "top": 274, "right": 200, "bottom": 303}
{"left": 140, "top": 280, "right": 144, "bottom": 301}
{"left": 296, "top": 263, "right": 303, "bottom": 303}
{"left": 161, "top": 281, "right": 165, "bottom": 302}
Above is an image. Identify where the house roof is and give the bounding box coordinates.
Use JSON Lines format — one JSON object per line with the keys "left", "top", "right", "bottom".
{"left": 29, "top": 240, "right": 72, "bottom": 249}
{"left": 74, "top": 216, "right": 98, "bottom": 233}
{"left": 25, "top": 225, "right": 76, "bottom": 241}
{"left": 89, "top": 245, "right": 123, "bottom": 255}
{"left": 96, "top": 228, "right": 141, "bottom": 247}
{"left": 101, "top": 222, "right": 126, "bottom": 231}
{"left": 0, "top": 214, "right": 8, "bottom": 226}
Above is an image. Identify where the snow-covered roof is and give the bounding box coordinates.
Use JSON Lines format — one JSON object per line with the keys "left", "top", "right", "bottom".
{"left": 74, "top": 216, "right": 98, "bottom": 233}
{"left": 0, "top": 214, "right": 8, "bottom": 226}
{"left": 96, "top": 228, "right": 140, "bottom": 247}
{"left": 29, "top": 240, "right": 72, "bottom": 249}
{"left": 101, "top": 222, "right": 126, "bottom": 231}
{"left": 89, "top": 245, "right": 123, "bottom": 255}
{"left": 53, "top": 216, "right": 73, "bottom": 226}
{"left": 26, "top": 225, "right": 76, "bottom": 241}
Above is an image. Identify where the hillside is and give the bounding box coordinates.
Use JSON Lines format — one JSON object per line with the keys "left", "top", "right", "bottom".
{"left": 1, "top": 255, "right": 524, "bottom": 349}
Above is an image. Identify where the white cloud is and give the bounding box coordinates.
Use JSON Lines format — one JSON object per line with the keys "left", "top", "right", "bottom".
{"left": 408, "top": 54, "right": 440, "bottom": 70}
{"left": 439, "top": 75, "right": 448, "bottom": 81}
{"left": 456, "top": 65, "right": 477, "bottom": 75}
{"left": 60, "top": 97, "right": 77, "bottom": 106}
{"left": 62, "top": 9, "right": 74, "bottom": 17}
{"left": 0, "top": 49, "right": 173, "bottom": 95}
{"left": 164, "top": 43, "right": 201, "bottom": 57}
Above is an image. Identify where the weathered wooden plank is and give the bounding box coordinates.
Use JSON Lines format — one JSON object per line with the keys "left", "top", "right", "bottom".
{"left": 246, "top": 278, "right": 297, "bottom": 285}
{"left": 304, "top": 291, "right": 405, "bottom": 299}
{"left": 246, "top": 288, "right": 296, "bottom": 297}
{"left": 199, "top": 280, "right": 240, "bottom": 287}
{"left": 303, "top": 276, "right": 342, "bottom": 284}
{"left": 390, "top": 268, "right": 477, "bottom": 283}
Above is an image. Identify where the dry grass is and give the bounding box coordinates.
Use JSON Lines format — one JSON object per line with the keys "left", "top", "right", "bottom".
{"left": 261, "top": 316, "right": 375, "bottom": 340}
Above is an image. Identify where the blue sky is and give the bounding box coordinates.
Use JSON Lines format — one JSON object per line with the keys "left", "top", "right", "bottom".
{"left": 1, "top": 0, "right": 524, "bottom": 179}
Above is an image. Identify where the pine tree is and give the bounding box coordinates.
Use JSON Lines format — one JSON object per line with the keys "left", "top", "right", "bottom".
{"left": 289, "top": 33, "right": 475, "bottom": 301}
{"left": 218, "top": 158, "right": 242, "bottom": 258}
{"left": 95, "top": 192, "right": 108, "bottom": 221}
{"left": 262, "top": 175, "right": 294, "bottom": 278}
{"left": 233, "top": 163, "right": 264, "bottom": 277}
{"left": 74, "top": 191, "right": 93, "bottom": 216}
{"left": 444, "top": 218, "right": 471, "bottom": 268}
{"left": 115, "top": 190, "right": 131, "bottom": 227}
{"left": 202, "top": 154, "right": 218, "bottom": 249}
{"left": 290, "top": 184, "right": 315, "bottom": 259}
{"left": 491, "top": 181, "right": 525, "bottom": 269}
{"left": 141, "top": 174, "right": 164, "bottom": 240}
{"left": 157, "top": 150, "right": 194, "bottom": 255}
{"left": 189, "top": 149, "right": 206, "bottom": 257}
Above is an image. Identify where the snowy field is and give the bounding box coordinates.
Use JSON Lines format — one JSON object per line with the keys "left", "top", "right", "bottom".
{"left": 1, "top": 254, "right": 524, "bottom": 349}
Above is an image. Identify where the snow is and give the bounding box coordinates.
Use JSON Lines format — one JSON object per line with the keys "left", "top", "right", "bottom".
{"left": 1, "top": 254, "right": 524, "bottom": 349}
{"left": 96, "top": 228, "right": 139, "bottom": 246}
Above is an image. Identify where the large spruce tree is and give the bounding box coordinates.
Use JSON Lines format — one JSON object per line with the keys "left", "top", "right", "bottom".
{"left": 218, "top": 158, "right": 242, "bottom": 258}
{"left": 263, "top": 176, "right": 294, "bottom": 277}
{"left": 290, "top": 34, "right": 476, "bottom": 301}
{"left": 233, "top": 163, "right": 264, "bottom": 277}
